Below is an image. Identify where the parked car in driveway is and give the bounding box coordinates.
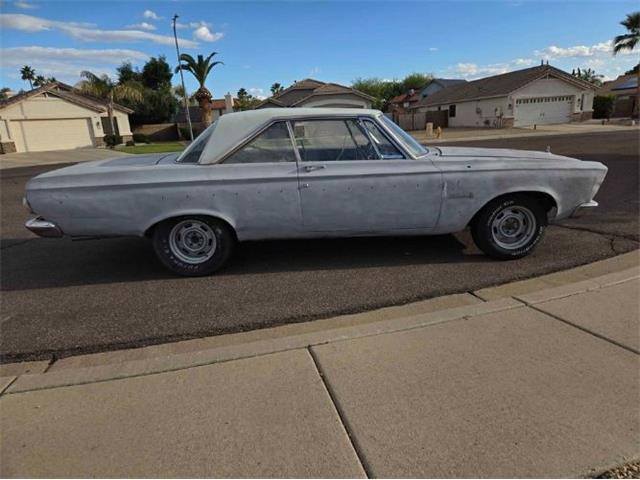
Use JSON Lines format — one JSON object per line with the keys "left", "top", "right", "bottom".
{"left": 24, "top": 108, "right": 607, "bottom": 276}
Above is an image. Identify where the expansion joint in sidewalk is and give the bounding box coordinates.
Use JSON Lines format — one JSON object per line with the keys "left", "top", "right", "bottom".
{"left": 529, "top": 305, "right": 639, "bottom": 355}
{"left": 307, "top": 346, "right": 373, "bottom": 479}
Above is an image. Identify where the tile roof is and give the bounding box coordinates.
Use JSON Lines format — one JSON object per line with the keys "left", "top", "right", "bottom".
{"left": 598, "top": 74, "right": 638, "bottom": 94}
{"left": 412, "top": 65, "right": 596, "bottom": 108}
{"left": 0, "top": 81, "right": 134, "bottom": 113}
{"left": 257, "top": 79, "right": 374, "bottom": 108}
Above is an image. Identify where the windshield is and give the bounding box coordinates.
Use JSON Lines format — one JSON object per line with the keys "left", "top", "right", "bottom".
{"left": 176, "top": 121, "right": 217, "bottom": 163}
{"left": 380, "top": 115, "right": 428, "bottom": 157}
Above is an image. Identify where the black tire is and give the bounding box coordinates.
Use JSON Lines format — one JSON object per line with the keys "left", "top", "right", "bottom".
{"left": 471, "top": 194, "right": 547, "bottom": 260}
{"left": 152, "top": 216, "right": 235, "bottom": 276}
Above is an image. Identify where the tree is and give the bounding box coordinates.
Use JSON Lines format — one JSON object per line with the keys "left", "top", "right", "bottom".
{"left": 593, "top": 95, "right": 616, "bottom": 119}
{"left": 78, "top": 71, "right": 143, "bottom": 136}
{"left": 613, "top": 11, "right": 640, "bottom": 116}
{"left": 352, "top": 77, "right": 404, "bottom": 110}
{"left": 626, "top": 64, "right": 639, "bottom": 75}
{"left": 0, "top": 87, "right": 11, "bottom": 100}
{"left": 270, "top": 82, "right": 284, "bottom": 95}
{"left": 117, "top": 62, "right": 141, "bottom": 84}
{"left": 20, "top": 65, "right": 35, "bottom": 89}
{"left": 235, "top": 88, "right": 262, "bottom": 111}
{"left": 141, "top": 55, "right": 173, "bottom": 89}
{"left": 400, "top": 73, "right": 432, "bottom": 91}
{"left": 32, "top": 75, "right": 56, "bottom": 87}
{"left": 572, "top": 67, "right": 604, "bottom": 86}
{"left": 174, "top": 52, "right": 223, "bottom": 126}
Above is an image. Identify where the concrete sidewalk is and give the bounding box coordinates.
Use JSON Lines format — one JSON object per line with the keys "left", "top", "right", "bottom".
{"left": 1, "top": 253, "right": 638, "bottom": 477}
{"left": 410, "top": 122, "right": 639, "bottom": 144}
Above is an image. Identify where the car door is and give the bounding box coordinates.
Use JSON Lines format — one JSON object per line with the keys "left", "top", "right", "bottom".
{"left": 211, "top": 121, "right": 302, "bottom": 239}
{"left": 292, "top": 117, "right": 443, "bottom": 233}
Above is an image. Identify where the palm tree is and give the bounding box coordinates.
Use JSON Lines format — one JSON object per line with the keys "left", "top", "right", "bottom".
{"left": 174, "top": 52, "right": 223, "bottom": 126}
{"left": 270, "top": 82, "right": 283, "bottom": 95}
{"left": 572, "top": 68, "right": 604, "bottom": 86}
{"left": 613, "top": 11, "right": 640, "bottom": 116}
{"left": 20, "top": 65, "right": 35, "bottom": 89}
{"left": 78, "top": 71, "right": 143, "bottom": 137}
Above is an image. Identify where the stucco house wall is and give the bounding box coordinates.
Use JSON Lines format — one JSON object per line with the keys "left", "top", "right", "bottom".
{"left": 417, "top": 77, "right": 594, "bottom": 127}
{"left": 0, "top": 90, "right": 133, "bottom": 153}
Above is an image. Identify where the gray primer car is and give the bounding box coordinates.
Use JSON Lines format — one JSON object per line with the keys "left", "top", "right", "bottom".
{"left": 24, "top": 108, "right": 607, "bottom": 276}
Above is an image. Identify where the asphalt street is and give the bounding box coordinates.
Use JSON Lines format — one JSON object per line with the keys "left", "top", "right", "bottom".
{"left": 1, "top": 131, "right": 638, "bottom": 362}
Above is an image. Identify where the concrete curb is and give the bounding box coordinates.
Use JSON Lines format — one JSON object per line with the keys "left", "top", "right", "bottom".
{"left": 2, "top": 250, "right": 638, "bottom": 395}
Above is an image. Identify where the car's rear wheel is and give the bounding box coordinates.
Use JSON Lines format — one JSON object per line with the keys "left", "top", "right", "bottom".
{"left": 471, "top": 194, "right": 547, "bottom": 260}
{"left": 152, "top": 216, "right": 235, "bottom": 276}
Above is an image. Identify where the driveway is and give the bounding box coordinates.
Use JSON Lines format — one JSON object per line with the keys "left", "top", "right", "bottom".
{"left": 1, "top": 131, "right": 638, "bottom": 362}
{"left": 0, "top": 148, "right": 131, "bottom": 170}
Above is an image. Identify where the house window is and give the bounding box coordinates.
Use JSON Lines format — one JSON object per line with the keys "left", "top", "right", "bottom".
{"left": 224, "top": 121, "right": 295, "bottom": 164}
{"left": 448, "top": 105, "right": 456, "bottom": 118}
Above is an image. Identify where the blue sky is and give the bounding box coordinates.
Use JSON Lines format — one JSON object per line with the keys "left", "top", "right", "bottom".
{"left": 1, "top": 0, "right": 638, "bottom": 98}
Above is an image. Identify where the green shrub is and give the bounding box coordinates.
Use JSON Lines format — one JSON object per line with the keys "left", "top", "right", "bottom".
{"left": 593, "top": 95, "right": 616, "bottom": 119}
{"left": 104, "top": 134, "right": 123, "bottom": 148}
{"left": 132, "top": 133, "right": 149, "bottom": 144}
{"left": 125, "top": 140, "right": 135, "bottom": 146}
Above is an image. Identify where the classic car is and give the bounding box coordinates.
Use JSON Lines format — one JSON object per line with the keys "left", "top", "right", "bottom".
{"left": 24, "top": 108, "right": 607, "bottom": 276}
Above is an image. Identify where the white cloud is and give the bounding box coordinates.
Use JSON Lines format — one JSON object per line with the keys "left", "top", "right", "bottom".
{"left": 535, "top": 40, "right": 630, "bottom": 59}
{"left": 309, "top": 66, "right": 321, "bottom": 75}
{"left": 126, "top": 22, "right": 156, "bottom": 31}
{"left": 192, "top": 25, "right": 222, "bottom": 42}
{"left": 0, "top": 13, "right": 198, "bottom": 47}
{"left": 143, "top": 9, "right": 161, "bottom": 20}
{"left": 513, "top": 58, "right": 534, "bottom": 66}
{"left": 428, "top": 47, "right": 438, "bottom": 52}
{"left": 248, "top": 88, "right": 266, "bottom": 100}
{"left": 450, "top": 62, "right": 510, "bottom": 79}
{"left": 1, "top": 46, "right": 149, "bottom": 84}
{"left": 14, "top": 0, "right": 37, "bottom": 9}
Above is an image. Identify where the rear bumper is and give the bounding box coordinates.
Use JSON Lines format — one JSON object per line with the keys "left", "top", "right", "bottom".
{"left": 25, "top": 217, "right": 64, "bottom": 238}
{"left": 570, "top": 200, "right": 599, "bottom": 218}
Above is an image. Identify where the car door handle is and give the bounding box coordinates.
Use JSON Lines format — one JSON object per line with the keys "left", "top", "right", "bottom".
{"left": 303, "top": 165, "right": 325, "bottom": 172}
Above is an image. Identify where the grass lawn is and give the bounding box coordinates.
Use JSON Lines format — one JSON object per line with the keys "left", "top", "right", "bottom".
{"left": 115, "top": 142, "right": 186, "bottom": 154}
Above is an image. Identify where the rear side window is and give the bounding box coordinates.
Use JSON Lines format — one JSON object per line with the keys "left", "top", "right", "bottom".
{"left": 224, "top": 121, "right": 295, "bottom": 164}
{"left": 362, "top": 119, "right": 404, "bottom": 159}
{"left": 292, "top": 119, "right": 379, "bottom": 161}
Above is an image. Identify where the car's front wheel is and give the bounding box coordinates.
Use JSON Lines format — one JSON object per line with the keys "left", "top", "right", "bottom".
{"left": 471, "top": 194, "right": 547, "bottom": 260}
{"left": 152, "top": 216, "right": 235, "bottom": 276}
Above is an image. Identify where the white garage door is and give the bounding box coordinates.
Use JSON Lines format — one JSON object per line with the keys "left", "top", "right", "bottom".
{"left": 13, "top": 118, "right": 94, "bottom": 153}
{"left": 514, "top": 96, "right": 573, "bottom": 127}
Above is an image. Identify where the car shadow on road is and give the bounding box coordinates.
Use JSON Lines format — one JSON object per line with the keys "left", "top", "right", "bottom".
{"left": 0, "top": 233, "right": 489, "bottom": 291}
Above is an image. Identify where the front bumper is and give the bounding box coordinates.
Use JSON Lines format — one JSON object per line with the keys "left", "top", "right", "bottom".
{"left": 25, "top": 217, "right": 64, "bottom": 238}
{"left": 570, "top": 200, "right": 599, "bottom": 218}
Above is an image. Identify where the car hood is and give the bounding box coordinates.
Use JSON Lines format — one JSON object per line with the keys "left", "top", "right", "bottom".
{"left": 435, "top": 146, "right": 575, "bottom": 162}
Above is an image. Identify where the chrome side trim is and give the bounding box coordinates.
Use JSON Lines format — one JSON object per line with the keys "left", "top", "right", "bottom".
{"left": 25, "top": 217, "right": 63, "bottom": 238}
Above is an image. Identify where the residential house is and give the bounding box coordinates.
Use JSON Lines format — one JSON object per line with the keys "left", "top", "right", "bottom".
{"left": 388, "top": 90, "right": 421, "bottom": 115}
{"left": 255, "top": 79, "right": 375, "bottom": 109}
{"left": 411, "top": 65, "right": 596, "bottom": 128}
{"left": 418, "top": 78, "right": 467, "bottom": 99}
{"left": 0, "top": 82, "right": 133, "bottom": 154}
{"left": 597, "top": 73, "right": 638, "bottom": 118}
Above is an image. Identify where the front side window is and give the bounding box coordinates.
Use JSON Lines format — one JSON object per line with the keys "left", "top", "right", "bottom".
{"left": 380, "top": 115, "right": 427, "bottom": 157}
{"left": 449, "top": 104, "right": 456, "bottom": 117}
{"left": 224, "top": 121, "right": 295, "bottom": 164}
{"left": 177, "top": 122, "right": 216, "bottom": 163}
{"left": 292, "top": 119, "right": 378, "bottom": 162}
{"left": 362, "top": 119, "right": 404, "bottom": 159}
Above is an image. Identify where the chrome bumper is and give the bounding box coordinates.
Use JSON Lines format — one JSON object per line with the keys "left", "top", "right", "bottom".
{"left": 25, "top": 217, "right": 63, "bottom": 238}
{"left": 570, "top": 200, "right": 599, "bottom": 218}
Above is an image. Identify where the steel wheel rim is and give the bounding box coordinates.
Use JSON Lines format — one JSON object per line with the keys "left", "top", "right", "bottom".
{"left": 491, "top": 206, "right": 536, "bottom": 250}
{"left": 169, "top": 220, "right": 217, "bottom": 264}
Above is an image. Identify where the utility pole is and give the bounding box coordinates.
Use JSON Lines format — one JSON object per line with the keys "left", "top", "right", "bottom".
{"left": 172, "top": 14, "right": 194, "bottom": 141}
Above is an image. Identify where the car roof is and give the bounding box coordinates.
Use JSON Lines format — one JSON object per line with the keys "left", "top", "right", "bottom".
{"left": 198, "top": 108, "right": 383, "bottom": 164}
